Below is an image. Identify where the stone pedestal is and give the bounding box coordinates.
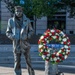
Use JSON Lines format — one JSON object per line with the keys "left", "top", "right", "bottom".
{"left": 45, "top": 61, "right": 64, "bottom": 75}
{"left": 45, "top": 61, "right": 58, "bottom": 75}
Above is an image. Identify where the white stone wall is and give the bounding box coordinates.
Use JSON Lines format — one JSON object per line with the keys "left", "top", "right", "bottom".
{"left": 66, "top": 12, "right": 75, "bottom": 34}
{"left": 36, "top": 16, "right": 47, "bottom": 35}
{"left": 1, "top": 1, "right": 75, "bottom": 35}
{"left": 1, "top": 1, "right": 11, "bottom": 34}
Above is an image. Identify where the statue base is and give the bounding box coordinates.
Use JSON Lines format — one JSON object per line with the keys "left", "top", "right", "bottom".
{"left": 45, "top": 61, "right": 64, "bottom": 75}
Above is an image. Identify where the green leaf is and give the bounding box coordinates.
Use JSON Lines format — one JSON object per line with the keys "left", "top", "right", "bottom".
{"left": 39, "top": 53, "right": 42, "bottom": 56}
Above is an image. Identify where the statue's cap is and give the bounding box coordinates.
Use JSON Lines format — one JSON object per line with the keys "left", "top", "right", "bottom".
{"left": 15, "top": 6, "right": 23, "bottom": 11}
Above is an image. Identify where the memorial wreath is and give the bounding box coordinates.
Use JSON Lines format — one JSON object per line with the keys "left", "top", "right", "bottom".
{"left": 38, "top": 29, "right": 70, "bottom": 64}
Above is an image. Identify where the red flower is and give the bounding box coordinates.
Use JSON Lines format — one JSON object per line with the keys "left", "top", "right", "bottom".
{"left": 52, "top": 54, "right": 55, "bottom": 58}
{"left": 56, "top": 30, "right": 60, "bottom": 33}
{"left": 67, "top": 43, "right": 70, "bottom": 46}
{"left": 44, "top": 34, "right": 49, "bottom": 38}
{"left": 67, "top": 39, "right": 70, "bottom": 43}
{"left": 52, "top": 32, "right": 55, "bottom": 36}
{"left": 42, "top": 39, "right": 46, "bottom": 44}
{"left": 38, "top": 40, "right": 40, "bottom": 44}
{"left": 47, "top": 29, "right": 50, "bottom": 32}
{"left": 56, "top": 59, "right": 60, "bottom": 62}
{"left": 63, "top": 42, "right": 67, "bottom": 44}
{"left": 61, "top": 57, "right": 64, "bottom": 60}
{"left": 46, "top": 59, "right": 49, "bottom": 61}
{"left": 43, "top": 52, "right": 49, "bottom": 55}
{"left": 68, "top": 48, "right": 70, "bottom": 50}
{"left": 59, "top": 54, "right": 62, "bottom": 57}
{"left": 44, "top": 35, "right": 47, "bottom": 38}
{"left": 67, "top": 52, "right": 70, "bottom": 55}
{"left": 45, "top": 29, "right": 50, "bottom": 33}
{"left": 56, "top": 35, "right": 59, "bottom": 39}
{"left": 46, "top": 33, "right": 49, "bottom": 37}
{"left": 61, "top": 49, "right": 64, "bottom": 52}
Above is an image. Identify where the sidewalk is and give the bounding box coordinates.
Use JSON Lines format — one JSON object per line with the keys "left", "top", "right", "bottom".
{"left": 0, "top": 66, "right": 75, "bottom": 75}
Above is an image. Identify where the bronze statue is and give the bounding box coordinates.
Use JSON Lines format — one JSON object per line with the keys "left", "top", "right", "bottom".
{"left": 6, "top": 6, "right": 35, "bottom": 75}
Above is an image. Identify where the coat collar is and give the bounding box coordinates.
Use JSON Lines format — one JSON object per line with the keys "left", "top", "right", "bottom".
{"left": 13, "top": 14, "right": 28, "bottom": 22}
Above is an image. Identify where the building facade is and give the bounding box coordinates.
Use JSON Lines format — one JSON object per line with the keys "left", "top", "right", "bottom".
{"left": 0, "top": 1, "right": 1, "bottom": 33}
{"left": 1, "top": 0, "right": 11, "bottom": 34}
{"left": 0, "top": 0, "right": 75, "bottom": 35}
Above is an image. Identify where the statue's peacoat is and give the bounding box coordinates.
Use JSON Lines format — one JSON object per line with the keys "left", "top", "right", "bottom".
{"left": 6, "top": 14, "right": 34, "bottom": 53}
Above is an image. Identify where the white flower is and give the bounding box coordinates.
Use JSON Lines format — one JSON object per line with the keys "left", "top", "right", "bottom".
{"left": 59, "top": 37, "right": 62, "bottom": 41}
{"left": 40, "top": 36, "right": 44, "bottom": 39}
{"left": 53, "top": 57, "right": 57, "bottom": 61}
{"left": 57, "top": 57, "right": 60, "bottom": 60}
{"left": 60, "top": 31, "right": 64, "bottom": 35}
{"left": 66, "top": 50, "right": 70, "bottom": 53}
{"left": 47, "top": 40, "right": 49, "bottom": 43}
{"left": 52, "top": 36, "right": 56, "bottom": 39}
{"left": 39, "top": 45, "right": 43, "bottom": 48}
{"left": 47, "top": 48, "right": 52, "bottom": 53}
{"left": 64, "top": 55, "right": 68, "bottom": 59}
{"left": 51, "top": 30, "right": 55, "bottom": 32}
{"left": 46, "top": 57, "right": 49, "bottom": 59}
{"left": 58, "top": 50, "right": 61, "bottom": 53}
{"left": 47, "top": 54, "right": 50, "bottom": 57}
{"left": 61, "top": 42, "right": 63, "bottom": 44}
{"left": 56, "top": 53, "right": 59, "bottom": 56}
{"left": 56, "top": 33, "right": 59, "bottom": 35}
{"left": 63, "top": 38, "right": 67, "bottom": 42}
{"left": 42, "top": 55, "right": 46, "bottom": 59}
{"left": 64, "top": 45, "right": 68, "bottom": 48}
{"left": 45, "top": 38, "right": 47, "bottom": 41}
{"left": 47, "top": 49, "right": 50, "bottom": 53}
{"left": 50, "top": 58, "right": 53, "bottom": 61}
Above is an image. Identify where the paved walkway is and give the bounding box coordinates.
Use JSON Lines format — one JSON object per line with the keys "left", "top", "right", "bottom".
{"left": 0, "top": 66, "right": 75, "bottom": 75}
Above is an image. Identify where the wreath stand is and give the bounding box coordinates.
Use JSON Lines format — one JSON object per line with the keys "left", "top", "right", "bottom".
{"left": 45, "top": 61, "right": 58, "bottom": 75}
{"left": 38, "top": 29, "right": 70, "bottom": 75}
{"left": 45, "top": 49, "right": 64, "bottom": 75}
{"left": 45, "top": 44, "right": 64, "bottom": 75}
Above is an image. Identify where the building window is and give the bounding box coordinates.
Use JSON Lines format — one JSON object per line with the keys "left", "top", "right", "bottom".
{"left": 47, "top": 12, "right": 66, "bottom": 32}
